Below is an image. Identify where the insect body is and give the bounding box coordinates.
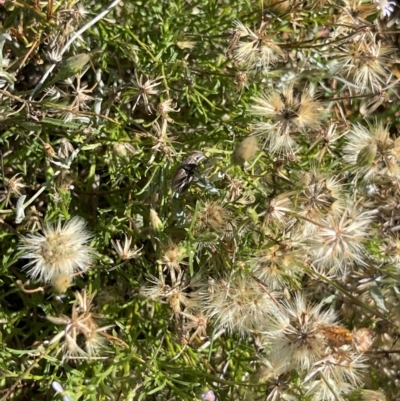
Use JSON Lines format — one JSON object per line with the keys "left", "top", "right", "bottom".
{"left": 171, "top": 151, "right": 207, "bottom": 195}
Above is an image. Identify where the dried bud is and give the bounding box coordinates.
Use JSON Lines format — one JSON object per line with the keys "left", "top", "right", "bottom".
{"left": 51, "top": 272, "right": 73, "bottom": 294}
{"left": 44, "top": 143, "right": 56, "bottom": 158}
{"left": 150, "top": 208, "right": 164, "bottom": 231}
{"left": 113, "top": 143, "right": 137, "bottom": 160}
{"left": 232, "top": 137, "right": 258, "bottom": 165}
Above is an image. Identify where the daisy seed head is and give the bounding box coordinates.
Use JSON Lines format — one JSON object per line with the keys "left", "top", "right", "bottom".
{"left": 19, "top": 216, "right": 94, "bottom": 283}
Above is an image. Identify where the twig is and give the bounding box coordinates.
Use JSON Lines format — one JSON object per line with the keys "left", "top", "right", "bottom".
{"left": 16, "top": 280, "right": 46, "bottom": 294}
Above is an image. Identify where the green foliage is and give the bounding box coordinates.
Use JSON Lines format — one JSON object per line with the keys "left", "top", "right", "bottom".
{"left": 1, "top": 0, "right": 400, "bottom": 400}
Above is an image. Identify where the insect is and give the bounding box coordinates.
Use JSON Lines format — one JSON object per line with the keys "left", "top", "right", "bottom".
{"left": 318, "top": 324, "right": 353, "bottom": 348}
{"left": 171, "top": 151, "right": 207, "bottom": 195}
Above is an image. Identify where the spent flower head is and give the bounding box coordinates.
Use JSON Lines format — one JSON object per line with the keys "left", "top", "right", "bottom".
{"left": 251, "top": 83, "right": 323, "bottom": 155}
{"left": 230, "top": 20, "right": 285, "bottom": 70}
{"left": 203, "top": 274, "right": 276, "bottom": 336}
{"left": 308, "top": 206, "right": 374, "bottom": 273}
{"left": 111, "top": 235, "right": 141, "bottom": 260}
{"left": 343, "top": 121, "right": 400, "bottom": 180}
{"left": 251, "top": 242, "right": 303, "bottom": 290}
{"left": 196, "top": 201, "right": 231, "bottom": 235}
{"left": 19, "top": 216, "right": 94, "bottom": 283}
{"left": 3, "top": 174, "right": 25, "bottom": 206}
{"left": 141, "top": 271, "right": 203, "bottom": 314}
{"left": 128, "top": 72, "right": 163, "bottom": 114}
{"left": 338, "top": 35, "right": 394, "bottom": 92}
{"left": 337, "top": 0, "right": 377, "bottom": 29}
{"left": 47, "top": 289, "right": 111, "bottom": 360}
{"left": 232, "top": 136, "right": 259, "bottom": 166}
{"left": 157, "top": 98, "right": 180, "bottom": 122}
{"left": 180, "top": 309, "right": 208, "bottom": 343}
{"left": 263, "top": 294, "right": 338, "bottom": 370}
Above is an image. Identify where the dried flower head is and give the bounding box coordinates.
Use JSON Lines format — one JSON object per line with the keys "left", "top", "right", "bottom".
{"left": 58, "top": 138, "right": 75, "bottom": 160}
{"left": 127, "top": 72, "right": 163, "bottom": 114}
{"left": 19, "top": 216, "right": 94, "bottom": 283}
{"left": 141, "top": 272, "right": 203, "bottom": 314}
{"left": 263, "top": 295, "right": 338, "bottom": 370}
{"left": 251, "top": 84, "right": 323, "bottom": 155}
{"left": 4, "top": 174, "right": 25, "bottom": 206}
{"left": 203, "top": 274, "right": 275, "bottom": 336}
{"left": 262, "top": 195, "right": 292, "bottom": 227}
{"left": 384, "top": 234, "right": 400, "bottom": 266}
{"left": 353, "top": 327, "right": 375, "bottom": 353}
{"left": 296, "top": 171, "right": 344, "bottom": 222}
{"left": 230, "top": 20, "right": 285, "bottom": 70}
{"left": 196, "top": 201, "right": 231, "bottom": 234}
{"left": 251, "top": 243, "right": 303, "bottom": 290}
{"left": 47, "top": 289, "right": 111, "bottom": 360}
{"left": 23, "top": 206, "right": 43, "bottom": 232}
{"left": 112, "top": 142, "right": 138, "bottom": 160}
{"left": 338, "top": 35, "right": 394, "bottom": 92}
{"left": 343, "top": 121, "right": 400, "bottom": 180}
{"left": 111, "top": 235, "right": 141, "bottom": 260}
{"left": 158, "top": 241, "right": 187, "bottom": 276}
{"left": 308, "top": 206, "right": 373, "bottom": 273}
{"left": 305, "top": 349, "right": 368, "bottom": 400}
{"left": 235, "top": 71, "right": 248, "bottom": 93}
{"left": 180, "top": 309, "right": 208, "bottom": 343}
{"left": 337, "top": 0, "right": 377, "bottom": 29}
{"left": 156, "top": 98, "right": 180, "bottom": 121}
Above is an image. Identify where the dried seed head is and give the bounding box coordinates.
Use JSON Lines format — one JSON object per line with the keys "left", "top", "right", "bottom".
{"left": 156, "top": 98, "right": 180, "bottom": 121}
{"left": 231, "top": 20, "right": 285, "bottom": 70}
{"left": 197, "top": 201, "right": 230, "bottom": 234}
{"left": 252, "top": 84, "right": 323, "bottom": 155}
{"left": 128, "top": 73, "right": 164, "bottom": 114}
{"left": 159, "top": 241, "right": 186, "bottom": 273}
{"left": 58, "top": 138, "right": 75, "bottom": 159}
{"left": 235, "top": 71, "right": 247, "bottom": 92}
{"left": 19, "top": 216, "right": 94, "bottom": 283}
{"left": 203, "top": 274, "right": 275, "bottom": 335}
{"left": 264, "top": 295, "right": 338, "bottom": 370}
{"left": 338, "top": 35, "right": 394, "bottom": 92}
{"left": 356, "top": 142, "right": 378, "bottom": 167}
{"left": 343, "top": 122, "right": 398, "bottom": 180}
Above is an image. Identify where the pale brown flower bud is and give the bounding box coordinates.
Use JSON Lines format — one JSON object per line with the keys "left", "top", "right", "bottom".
{"left": 232, "top": 136, "right": 259, "bottom": 165}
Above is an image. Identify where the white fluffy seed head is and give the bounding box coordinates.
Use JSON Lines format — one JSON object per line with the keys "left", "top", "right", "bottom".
{"left": 264, "top": 295, "right": 338, "bottom": 370}
{"left": 19, "top": 216, "right": 94, "bottom": 283}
